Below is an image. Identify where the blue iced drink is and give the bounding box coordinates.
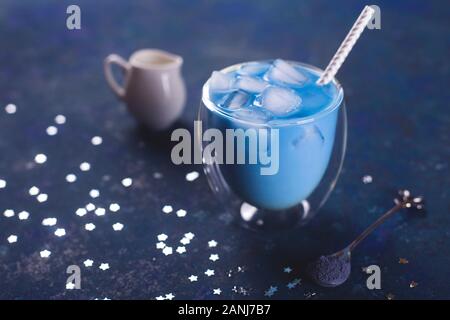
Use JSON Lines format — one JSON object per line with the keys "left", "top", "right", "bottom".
{"left": 203, "top": 60, "right": 343, "bottom": 210}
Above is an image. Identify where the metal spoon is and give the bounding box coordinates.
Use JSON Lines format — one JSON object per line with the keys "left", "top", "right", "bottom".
{"left": 307, "top": 190, "right": 425, "bottom": 287}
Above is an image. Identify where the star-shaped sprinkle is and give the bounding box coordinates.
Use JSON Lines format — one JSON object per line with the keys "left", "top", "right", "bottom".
{"left": 85, "top": 223, "right": 96, "bottom": 231}
{"left": 180, "top": 237, "right": 190, "bottom": 245}
{"left": 55, "top": 114, "right": 66, "bottom": 124}
{"left": 185, "top": 171, "right": 199, "bottom": 182}
{"left": 66, "top": 282, "right": 75, "bottom": 290}
{"left": 176, "top": 209, "right": 187, "bottom": 217}
{"left": 86, "top": 203, "right": 96, "bottom": 211}
{"left": 184, "top": 232, "right": 195, "bottom": 240}
{"left": 76, "top": 208, "right": 87, "bottom": 217}
{"left": 362, "top": 175, "right": 373, "bottom": 184}
{"left": 156, "top": 242, "right": 166, "bottom": 249}
{"left": 89, "top": 189, "right": 100, "bottom": 198}
{"left": 83, "top": 259, "right": 94, "bottom": 267}
{"left": 121, "top": 178, "right": 133, "bottom": 187}
{"left": 34, "top": 153, "right": 47, "bottom": 164}
{"left": 95, "top": 207, "right": 106, "bottom": 216}
{"left": 112, "top": 223, "right": 124, "bottom": 231}
{"left": 283, "top": 267, "right": 293, "bottom": 273}
{"left": 162, "top": 205, "right": 173, "bottom": 214}
{"left": 5, "top": 103, "right": 17, "bottom": 114}
{"left": 176, "top": 246, "right": 186, "bottom": 254}
{"left": 264, "top": 286, "right": 278, "bottom": 297}
{"left": 46, "top": 126, "right": 58, "bottom": 136}
{"left": 65, "top": 174, "right": 77, "bottom": 183}
{"left": 162, "top": 247, "right": 173, "bottom": 256}
{"left": 109, "top": 203, "right": 120, "bottom": 212}
{"left": 208, "top": 240, "right": 218, "bottom": 248}
{"left": 29, "top": 186, "right": 40, "bottom": 196}
{"left": 0, "top": 179, "right": 6, "bottom": 189}
{"left": 80, "top": 162, "right": 91, "bottom": 171}
{"left": 40, "top": 250, "right": 51, "bottom": 258}
{"left": 91, "top": 136, "right": 103, "bottom": 146}
{"left": 42, "top": 217, "right": 57, "bottom": 226}
{"left": 99, "top": 263, "right": 110, "bottom": 270}
{"left": 213, "top": 288, "right": 222, "bottom": 295}
{"left": 3, "top": 209, "right": 14, "bottom": 218}
{"left": 188, "top": 275, "right": 198, "bottom": 282}
{"left": 7, "top": 235, "right": 18, "bottom": 243}
{"left": 155, "top": 296, "right": 165, "bottom": 300}
{"left": 165, "top": 293, "right": 175, "bottom": 300}
{"left": 157, "top": 233, "right": 168, "bottom": 241}
{"left": 37, "top": 193, "right": 48, "bottom": 203}
{"left": 209, "top": 254, "right": 219, "bottom": 262}
{"left": 18, "top": 211, "right": 30, "bottom": 220}
{"left": 54, "top": 228, "right": 66, "bottom": 237}
{"left": 205, "top": 269, "right": 215, "bottom": 277}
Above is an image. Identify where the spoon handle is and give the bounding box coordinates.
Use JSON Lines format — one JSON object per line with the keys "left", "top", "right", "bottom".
{"left": 348, "top": 202, "right": 404, "bottom": 252}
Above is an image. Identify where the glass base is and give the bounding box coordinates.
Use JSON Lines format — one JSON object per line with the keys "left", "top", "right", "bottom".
{"left": 235, "top": 201, "right": 314, "bottom": 233}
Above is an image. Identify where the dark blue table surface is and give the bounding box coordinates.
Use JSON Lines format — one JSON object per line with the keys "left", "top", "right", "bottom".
{"left": 0, "top": 0, "right": 449, "bottom": 299}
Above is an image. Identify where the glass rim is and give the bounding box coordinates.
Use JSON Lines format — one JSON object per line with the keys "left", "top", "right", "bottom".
{"left": 201, "top": 60, "right": 344, "bottom": 127}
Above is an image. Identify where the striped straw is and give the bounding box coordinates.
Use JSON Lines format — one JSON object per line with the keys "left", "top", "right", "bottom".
{"left": 316, "top": 6, "right": 375, "bottom": 86}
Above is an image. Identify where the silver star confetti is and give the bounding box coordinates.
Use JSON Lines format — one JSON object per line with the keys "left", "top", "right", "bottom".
{"left": 80, "top": 162, "right": 91, "bottom": 171}
{"left": 121, "top": 177, "right": 133, "bottom": 187}
{"left": 99, "top": 263, "right": 110, "bottom": 271}
{"left": 362, "top": 175, "right": 373, "bottom": 184}
{"left": 162, "top": 205, "right": 173, "bottom": 214}
{"left": 3, "top": 209, "right": 15, "bottom": 218}
{"left": 188, "top": 275, "right": 198, "bottom": 282}
{"left": 42, "top": 217, "right": 57, "bottom": 226}
{"left": 89, "top": 189, "right": 100, "bottom": 198}
{"left": 283, "top": 267, "right": 293, "bottom": 273}
{"left": 54, "top": 114, "right": 66, "bottom": 124}
{"left": 40, "top": 250, "right": 51, "bottom": 258}
{"left": 65, "top": 174, "right": 77, "bottom": 183}
{"left": 85, "top": 223, "right": 96, "bottom": 231}
{"left": 176, "top": 246, "right": 186, "bottom": 254}
{"left": 37, "top": 193, "right": 48, "bottom": 203}
{"left": 94, "top": 207, "right": 106, "bottom": 216}
{"left": 7, "top": 235, "right": 18, "bottom": 243}
{"left": 29, "top": 186, "right": 40, "bottom": 196}
{"left": 85, "top": 203, "right": 96, "bottom": 211}
{"left": 109, "top": 203, "right": 120, "bottom": 212}
{"left": 156, "top": 242, "right": 166, "bottom": 249}
{"left": 83, "top": 259, "right": 94, "bottom": 267}
{"left": 54, "top": 228, "right": 66, "bottom": 237}
{"left": 112, "top": 223, "right": 124, "bottom": 231}
{"left": 34, "top": 153, "right": 47, "bottom": 164}
{"left": 91, "top": 136, "right": 103, "bottom": 146}
{"left": 18, "top": 211, "right": 30, "bottom": 220}
{"left": 46, "top": 126, "right": 58, "bottom": 136}
{"left": 165, "top": 293, "right": 175, "bottom": 300}
{"left": 205, "top": 269, "right": 215, "bottom": 277}
{"left": 75, "top": 208, "right": 87, "bottom": 217}
{"left": 157, "top": 233, "right": 168, "bottom": 241}
{"left": 208, "top": 240, "right": 218, "bottom": 248}
{"left": 176, "top": 209, "right": 187, "bottom": 217}
{"left": 209, "top": 254, "right": 219, "bottom": 262}
{"left": 5, "top": 103, "right": 17, "bottom": 114}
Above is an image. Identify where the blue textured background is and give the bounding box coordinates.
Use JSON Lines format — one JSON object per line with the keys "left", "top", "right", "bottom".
{"left": 0, "top": 0, "right": 448, "bottom": 299}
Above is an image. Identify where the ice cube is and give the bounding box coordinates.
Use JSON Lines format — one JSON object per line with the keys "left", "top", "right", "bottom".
{"left": 235, "top": 76, "right": 267, "bottom": 93}
{"left": 237, "top": 62, "right": 270, "bottom": 76}
{"left": 265, "top": 59, "right": 307, "bottom": 86}
{"left": 233, "top": 107, "right": 270, "bottom": 124}
{"left": 209, "top": 71, "right": 235, "bottom": 94}
{"left": 221, "top": 91, "right": 251, "bottom": 109}
{"left": 260, "top": 86, "right": 302, "bottom": 115}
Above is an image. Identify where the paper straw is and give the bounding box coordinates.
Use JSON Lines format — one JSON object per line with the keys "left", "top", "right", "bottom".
{"left": 316, "top": 6, "right": 375, "bottom": 86}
